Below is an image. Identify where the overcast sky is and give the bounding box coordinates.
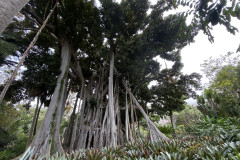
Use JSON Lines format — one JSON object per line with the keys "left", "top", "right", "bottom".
{"left": 181, "top": 23, "right": 240, "bottom": 78}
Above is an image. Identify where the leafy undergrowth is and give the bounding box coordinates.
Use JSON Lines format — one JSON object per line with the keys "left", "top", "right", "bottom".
{"left": 15, "top": 117, "right": 240, "bottom": 159}
{"left": 186, "top": 117, "right": 240, "bottom": 142}
{"left": 28, "top": 137, "right": 240, "bottom": 160}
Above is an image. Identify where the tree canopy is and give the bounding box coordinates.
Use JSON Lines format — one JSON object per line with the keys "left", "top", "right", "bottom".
{"left": 0, "top": 0, "right": 218, "bottom": 157}
{"left": 198, "top": 52, "right": 240, "bottom": 117}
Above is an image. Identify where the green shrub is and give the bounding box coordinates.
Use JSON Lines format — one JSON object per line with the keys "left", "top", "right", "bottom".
{"left": 0, "top": 135, "right": 28, "bottom": 160}
{"left": 175, "top": 105, "right": 202, "bottom": 128}
{"left": 188, "top": 117, "right": 240, "bottom": 142}
{"left": 157, "top": 125, "right": 174, "bottom": 138}
{"left": 0, "top": 128, "right": 13, "bottom": 149}
{"left": 0, "top": 149, "right": 15, "bottom": 160}
{"left": 175, "top": 125, "right": 185, "bottom": 135}
{"left": 11, "top": 135, "right": 28, "bottom": 156}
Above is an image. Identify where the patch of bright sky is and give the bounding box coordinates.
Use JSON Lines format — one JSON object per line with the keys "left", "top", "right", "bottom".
{"left": 181, "top": 21, "right": 240, "bottom": 82}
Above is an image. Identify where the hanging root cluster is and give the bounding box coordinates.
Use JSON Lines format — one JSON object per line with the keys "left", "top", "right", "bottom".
{"left": 24, "top": 47, "right": 170, "bottom": 157}
{"left": 61, "top": 63, "right": 169, "bottom": 152}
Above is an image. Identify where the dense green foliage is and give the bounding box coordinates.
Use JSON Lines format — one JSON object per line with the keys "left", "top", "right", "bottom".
{"left": 198, "top": 53, "right": 240, "bottom": 117}
{"left": 188, "top": 117, "right": 240, "bottom": 142}
{"left": 0, "top": 102, "right": 46, "bottom": 160}
{"left": 151, "top": 72, "right": 201, "bottom": 116}
{"left": 175, "top": 105, "right": 202, "bottom": 128}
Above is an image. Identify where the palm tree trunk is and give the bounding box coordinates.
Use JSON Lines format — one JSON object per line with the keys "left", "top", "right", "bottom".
{"left": 0, "top": 2, "right": 56, "bottom": 104}
{"left": 0, "top": 0, "right": 30, "bottom": 34}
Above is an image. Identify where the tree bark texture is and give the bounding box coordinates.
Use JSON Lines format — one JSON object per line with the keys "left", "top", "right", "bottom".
{"left": 108, "top": 51, "right": 117, "bottom": 147}
{"left": 27, "top": 38, "right": 71, "bottom": 156}
{"left": 0, "top": 0, "right": 29, "bottom": 34}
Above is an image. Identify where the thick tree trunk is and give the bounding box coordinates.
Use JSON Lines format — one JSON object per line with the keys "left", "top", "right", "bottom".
{"left": 0, "top": 3, "right": 56, "bottom": 104}
{"left": 108, "top": 51, "right": 117, "bottom": 147}
{"left": 0, "top": 0, "right": 30, "bottom": 34}
{"left": 53, "top": 75, "right": 69, "bottom": 154}
{"left": 26, "top": 97, "right": 40, "bottom": 148}
{"left": 27, "top": 38, "right": 71, "bottom": 156}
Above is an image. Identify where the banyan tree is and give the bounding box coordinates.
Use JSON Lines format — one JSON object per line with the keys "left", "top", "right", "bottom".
{"left": 0, "top": 0, "right": 199, "bottom": 156}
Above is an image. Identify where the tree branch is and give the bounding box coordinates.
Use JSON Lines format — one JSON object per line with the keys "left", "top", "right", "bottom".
{"left": 71, "top": 52, "right": 85, "bottom": 84}
{"left": 7, "top": 26, "right": 38, "bottom": 31}
{"left": 22, "top": 8, "right": 55, "bottom": 31}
